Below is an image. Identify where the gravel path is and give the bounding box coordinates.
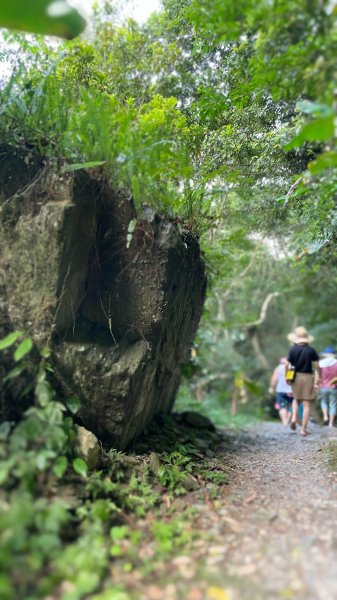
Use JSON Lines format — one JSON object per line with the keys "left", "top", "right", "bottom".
{"left": 196, "top": 421, "right": 337, "bottom": 600}
{"left": 124, "top": 421, "right": 337, "bottom": 600}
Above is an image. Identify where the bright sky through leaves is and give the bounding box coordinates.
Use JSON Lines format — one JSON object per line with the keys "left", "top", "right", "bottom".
{"left": 69, "top": 0, "right": 161, "bottom": 23}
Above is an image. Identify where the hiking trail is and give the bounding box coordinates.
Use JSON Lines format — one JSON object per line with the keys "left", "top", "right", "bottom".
{"left": 136, "top": 422, "right": 337, "bottom": 600}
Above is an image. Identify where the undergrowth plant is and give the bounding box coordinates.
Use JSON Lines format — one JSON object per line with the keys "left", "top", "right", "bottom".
{"left": 0, "top": 53, "right": 193, "bottom": 217}
{"left": 0, "top": 333, "right": 228, "bottom": 599}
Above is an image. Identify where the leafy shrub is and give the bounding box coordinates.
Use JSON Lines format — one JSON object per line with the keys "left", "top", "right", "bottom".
{"left": 0, "top": 333, "right": 228, "bottom": 597}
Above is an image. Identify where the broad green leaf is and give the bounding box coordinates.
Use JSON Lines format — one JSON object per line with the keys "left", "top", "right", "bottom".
{"left": 110, "top": 544, "right": 123, "bottom": 557}
{"left": 285, "top": 116, "right": 334, "bottom": 150}
{"left": 37, "top": 368, "right": 47, "bottom": 383}
{"left": 3, "top": 364, "right": 26, "bottom": 382}
{"left": 66, "top": 396, "right": 81, "bottom": 414}
{"left": 36, "top": 450, "right": 56, "bottom": 470}
{"left": 297, "top": 101, "right": 334, "bottom": 117}
{"left": 0, "top": 0, "right": 86, "bottom": 39}
{"left": 73, "top": 457, "right": 88, "bottom": 478}
{"left": 61, "top": 161, "right": 106, "bottom": 173}
{"left": 0, "top": 331, "right": 22, "bottom": 350}
{"left": 110, "top": 525, "right": 129, "bottom": 542}
{"left": 308, "top": 151, "right": 337, "bottom": 175}
{"left": 53, "top": 456, "right": 68, "bottom": 478}
{"left": 14, "top": 338, "right": 33, "bottom": 361}
{"left": 35, "top": 381, "right": 52, "bottom": 406}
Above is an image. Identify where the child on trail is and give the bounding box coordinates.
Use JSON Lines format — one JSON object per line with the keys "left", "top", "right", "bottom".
{"left": 286, "top": 326, "right": 321, "bottom": 437}
{"left": 318, "top": 347, "right": 337, "bottom": 428}
{"left": 269, "top": 357, "right": 293, "bottom": 425}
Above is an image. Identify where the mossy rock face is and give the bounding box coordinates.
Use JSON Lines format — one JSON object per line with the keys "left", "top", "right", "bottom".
{"left": 0, "top": 146, "right": 206, "bottom": 447}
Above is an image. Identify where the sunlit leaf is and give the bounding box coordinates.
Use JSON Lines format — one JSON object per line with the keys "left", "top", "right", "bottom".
{"left": 308, "top": 151, "right": 337, "bottom": 175}
{"left": 110, "top": 544, "right": 123, "bottom": 557}
{"left": 14, "top": 338, "right": 33, "bottom": 361}
{"left": 66, "top": 396, "right": 81, "bottom": 414}
{"left": 0, "top": 0, "right": 86, "bottom": 39}
{"left": 110, "top": 525, "right": 129, "bottom": 542}
{"left": 0, "top": 331, "right": 22, "bottom": 350}
{"left": 53, "top": 456, "right": 68, "bottom": 478}
{"left": 73, "top": 457, "right": 88, "bottom": 478}
{"left": 61, "top": 161, "right": 106, "bottom": 173}
{"left": 285, "top": 116, "right": 334, "bottom": 150}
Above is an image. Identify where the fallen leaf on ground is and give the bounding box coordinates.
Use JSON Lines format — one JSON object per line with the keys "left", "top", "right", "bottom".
{"left": 146, "top": 585, "right": 164, "bottom": 599}
{"left": 244, "top": 492, "right": 257, "bottom": 504}
{"left": 221, "top": 516, "right": 241, "bottom": 532}
{"left": 162, "top": 493, "right": 171, "bottom": 508}
{"left": 187, "top": 588, "right": 203, "bottom": 600}
{"left": 207, "top": 586, "right": 231, "bottom": 600}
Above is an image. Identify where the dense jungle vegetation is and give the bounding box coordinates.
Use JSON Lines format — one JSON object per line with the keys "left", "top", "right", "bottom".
{"left": 1, "top": 0, "right": 337, "bottom": 597}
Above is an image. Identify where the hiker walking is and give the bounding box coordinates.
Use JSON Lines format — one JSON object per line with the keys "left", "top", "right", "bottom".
{"left": 269, "top": 357, "right": 293, "bottom": 425}
{"left": 318, "top": 347, "right": 337, "bottom": 428}
{"left": 286, "top": 326, "right": 321, "bottom": 436}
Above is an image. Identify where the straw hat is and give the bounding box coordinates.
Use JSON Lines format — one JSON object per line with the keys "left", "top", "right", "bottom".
{"left": 287, "top": 326, "right": 314, "bottom": 344}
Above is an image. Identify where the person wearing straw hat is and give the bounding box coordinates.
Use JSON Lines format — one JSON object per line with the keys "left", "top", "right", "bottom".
{"left": 318, "top": 347, "right": 337, "bottom": 428}
{"left": 286, "top": 326, "right": 321, "bottom": 436}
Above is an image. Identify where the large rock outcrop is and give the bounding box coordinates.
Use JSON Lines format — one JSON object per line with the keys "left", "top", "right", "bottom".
{"left": 0, "top": 145, "right": 206, "bottom": 448}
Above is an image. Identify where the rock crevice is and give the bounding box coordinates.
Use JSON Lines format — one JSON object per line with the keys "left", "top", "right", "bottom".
{"left": 0, "top": 145, "right": 206, "bottom": 447}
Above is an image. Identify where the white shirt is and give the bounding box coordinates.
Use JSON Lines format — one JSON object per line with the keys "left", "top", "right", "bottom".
{"left": 276, "top": 364, "right": 292, "bottom": 394}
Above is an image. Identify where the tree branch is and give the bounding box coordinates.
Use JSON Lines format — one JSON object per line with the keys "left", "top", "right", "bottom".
{"left": 244, "top": 292, "right": 280, "bottom": 328}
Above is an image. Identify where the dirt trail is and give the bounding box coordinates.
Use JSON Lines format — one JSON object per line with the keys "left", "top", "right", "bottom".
{"left": 196, "top": 422, "right": 337, "bottom": 600}
{"left": 139, "top": 422, "right": 337, "bottom": 600}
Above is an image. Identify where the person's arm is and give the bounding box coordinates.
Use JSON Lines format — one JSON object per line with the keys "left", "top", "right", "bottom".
{"left": 286, "top": 348, "right": 294, "bottom": 373}
{"left": 313, "top": 361, "right": 321, "bottom": 388}
{"left": 269, "top": 366, "right": 279, "bottom": 393}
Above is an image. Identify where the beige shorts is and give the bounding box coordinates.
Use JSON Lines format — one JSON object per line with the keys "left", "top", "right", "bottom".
{"left": 291, "top": 372, "right": 315, "bottom": 401}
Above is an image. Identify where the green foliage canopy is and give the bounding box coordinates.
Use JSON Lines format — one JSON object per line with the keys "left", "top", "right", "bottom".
{"left": 1, "top": 0, "right": 337, "bottom": 405}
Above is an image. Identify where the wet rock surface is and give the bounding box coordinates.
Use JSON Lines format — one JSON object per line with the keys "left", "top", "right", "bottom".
{"left": 0, "top": 146, "right": 206, "bottom": 446}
